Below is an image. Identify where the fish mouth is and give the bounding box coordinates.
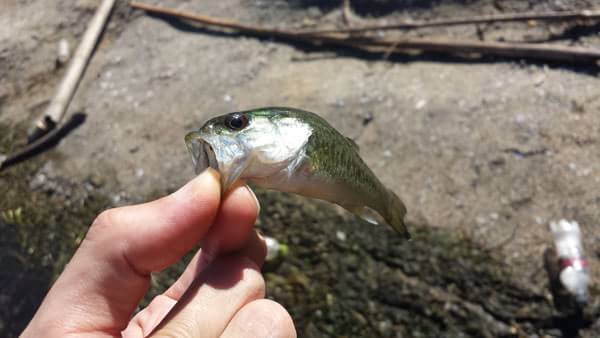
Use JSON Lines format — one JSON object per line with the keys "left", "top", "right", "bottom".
{"left": 185, "top": 132, "right": 219, "bottom": 174}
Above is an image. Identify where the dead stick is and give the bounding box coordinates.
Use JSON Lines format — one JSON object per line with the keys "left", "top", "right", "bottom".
{"left": 28, "top": 0, "right": 116, "bottom": 143}
{"left": 129, "top": 2, "right": 600, "bottom": 64}
{"left": 341, "top": 0, "right": 353, "bottom": 26}
{"left": 0, "top": 114, "right": 86, "bottom": 172}
{"left": 354, "top": 36, "right": 600, "bottom": 63}
{"left": 299, "top": 9, "right": 600, "bottom": 35}
{"left": 130, "top": 1, "right": 292, "bottom": 35}
{"left": 129, "top": 3, "right": 349, "bottom": 44}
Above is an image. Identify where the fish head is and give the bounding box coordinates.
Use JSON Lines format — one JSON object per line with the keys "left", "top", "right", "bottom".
{"left": 185, "top": 109, "right": 312, "bottom": 191}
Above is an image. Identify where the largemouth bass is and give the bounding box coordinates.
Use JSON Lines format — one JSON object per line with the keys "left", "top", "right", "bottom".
{"left": 185, "top": 107, "right": 410, "bottom": 238}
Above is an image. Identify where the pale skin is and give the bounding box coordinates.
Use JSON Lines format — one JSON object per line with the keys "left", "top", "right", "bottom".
{"left": 22, "top": 169, "right": 297, "bottom": 338}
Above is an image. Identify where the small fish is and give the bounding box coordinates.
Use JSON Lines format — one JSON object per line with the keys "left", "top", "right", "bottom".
{"left": 185, "top": 107, "right": 410, "bottom": 238}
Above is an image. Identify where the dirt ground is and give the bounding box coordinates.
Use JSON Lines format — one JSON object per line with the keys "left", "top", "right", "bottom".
{"left": 2, "top": 0, "right": 600, "bottom": 337}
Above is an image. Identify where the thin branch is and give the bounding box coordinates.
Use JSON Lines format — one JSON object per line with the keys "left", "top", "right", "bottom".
{"left": 341, "top": 0, "right": 353, "bottom": 26}
{"left": 130, "top": 1, "right": 292, "bottom": 36}
{"left": 298, "top": 9, "right": 600, "bottom": 35}
{"left": 356, "top": 36, "right": 600, "bottom": 63}
{"left": 0, "top": 114, "right": 86, "bottom": 172}
{"left": 129, "top": 2, "right": 600, "bottom": 64}
{"left": 28, "top": 0, "right": 116, "bottom": 143}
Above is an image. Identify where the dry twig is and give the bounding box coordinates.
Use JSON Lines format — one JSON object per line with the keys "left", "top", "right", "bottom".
{"left": 0, "top": 114, "right": 86, "bottom": 172}
{"left": 299, "top": 8, "right": 600, "bottom": 35}
{"left": 129, "top": 2, "right": 600, "bottom": 64}
{"left": 341, "top": 0, "right": 353, "bottom": 26}
{"left": 28, "top": 0, "right": 116, "bottom": 143}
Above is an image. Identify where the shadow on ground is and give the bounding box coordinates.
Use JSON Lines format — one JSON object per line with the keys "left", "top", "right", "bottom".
{"left": 254, "top": 190, "right": 600, "bottom": 338}
{"left": 288, "top": 0, "right": 469, "bottom": 16}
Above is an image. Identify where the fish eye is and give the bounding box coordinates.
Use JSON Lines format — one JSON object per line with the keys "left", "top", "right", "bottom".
{"left": 224, "top": 113, "right": 249, "bottom": 131}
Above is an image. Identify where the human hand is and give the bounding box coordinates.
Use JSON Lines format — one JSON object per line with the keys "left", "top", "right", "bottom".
{"left": 23, "top": 169, "right": 296, "bottom": 337}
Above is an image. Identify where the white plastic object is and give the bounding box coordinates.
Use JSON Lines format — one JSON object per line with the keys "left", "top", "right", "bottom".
{"left": 549, "top": 219, "right": 589, "bottom": 303}
{"left": 265, "top": 236, "right": 281, "bottom": 261}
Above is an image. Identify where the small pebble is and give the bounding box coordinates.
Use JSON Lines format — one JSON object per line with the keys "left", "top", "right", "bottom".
{"left": 111, "top": 55, "right": 123, "bottom": 64}
{"left": 57, "top": 38, "right": 70, "bottom": 65}
{"left": 514, "top": 114, "right": 526, "bottom": 123}
{"left": 377, "top": 320, "right": 393, "bottom": 336}
{"left": 88, "top": 173, "right": 105, "bottom": 188}
{"left": 578, "top": 168, "right": 592, "bottom": 177}
{"left": 533, "top": 74, "right": 545, "bottom": 87}
{"left": 265, "top": 236, "right": 281, "bottom": 261}
{"left": 361, "top": 111, "right": 374, "bottom": 126}
{"left": 415, "top": 99, "right": 427, "bottom": 110}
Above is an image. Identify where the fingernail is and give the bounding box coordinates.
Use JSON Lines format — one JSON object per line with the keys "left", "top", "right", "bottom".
{"left": 245, "top": 185, "right": 260, "bottom": 216}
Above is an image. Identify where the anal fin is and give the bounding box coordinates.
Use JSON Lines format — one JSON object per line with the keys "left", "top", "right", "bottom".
{"left": 342, "top": 204, "right": 385, "bottom": 225}
{"left": 342, "top": 196, "right": 410, "bottom": 240}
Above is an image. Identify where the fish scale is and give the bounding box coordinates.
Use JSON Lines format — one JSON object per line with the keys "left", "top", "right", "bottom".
{"left": 293, "top": 110, "right": 384, "bottom": 204}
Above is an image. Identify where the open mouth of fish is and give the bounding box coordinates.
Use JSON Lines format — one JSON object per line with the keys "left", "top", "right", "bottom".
{"left": 185, "top": 134, "right": 219, "bottom": 174}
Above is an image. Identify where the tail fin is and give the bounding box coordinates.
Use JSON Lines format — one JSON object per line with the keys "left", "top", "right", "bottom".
{"left": 384, "top": 189, "right": 410, "bottom": 239}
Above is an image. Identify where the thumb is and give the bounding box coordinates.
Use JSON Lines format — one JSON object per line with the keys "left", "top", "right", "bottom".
{"left": 23, "top": 169, "right": 221, "bottom": 337}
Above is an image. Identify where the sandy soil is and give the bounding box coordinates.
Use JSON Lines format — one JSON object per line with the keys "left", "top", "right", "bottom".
{"left": 2, "top": 0, "right": 600, "bottom": 336}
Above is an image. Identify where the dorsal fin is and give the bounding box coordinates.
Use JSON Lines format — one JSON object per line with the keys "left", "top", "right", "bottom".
{"left": 346, "top": 137, "right": 360, "bottom": 152}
